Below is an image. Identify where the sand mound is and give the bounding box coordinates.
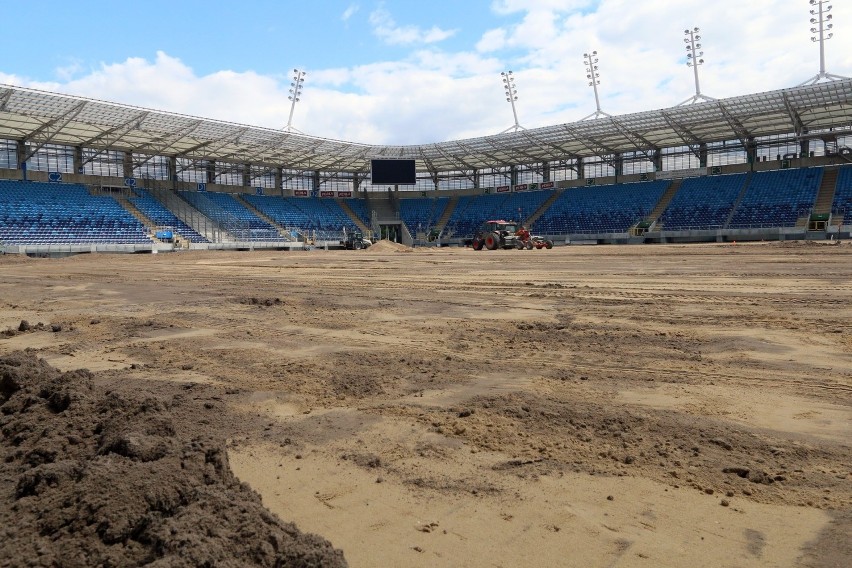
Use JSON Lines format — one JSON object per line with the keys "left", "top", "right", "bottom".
{"left": 0, "top": 351, "right": 347, "bottom": 567}
{"left": 368, "top": 239, "right": 412, "bottom": 253}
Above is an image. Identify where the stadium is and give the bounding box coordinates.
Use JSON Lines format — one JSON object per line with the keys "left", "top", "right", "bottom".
{"left": 0, "top": 76, "right": 851, "bottom": 255}
{"left": 1, "top": 3, "right": 851, "bottom": 568}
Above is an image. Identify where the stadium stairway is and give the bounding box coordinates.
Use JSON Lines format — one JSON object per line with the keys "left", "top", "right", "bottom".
{"left": 433, "top": 195, "right": 460, "bottom": 236}
{"left": 235, "top": 195, "right": 294, "bottom": 241}
{"left": 369, "top": 193, "right": 397, "bottom": 222}
{"left": 812, "top": 166, "right": 839, "bottom": 215}
{"left": 638, "top": 178, "right": 681, "bottom": 231}
{"left": 336, "top": 200, "right": 371, "bottom": 234}
{"left": 110, "top": 194, "right": 162, "bottom": 242}
{"left": 723, "top": 172, "right": 753, "bottom": 228}
{"left": 525, "top": 188, "right": 565, "bottom": 229}
{"left": 148, "top": 188, "right": 219, "bottom": 242}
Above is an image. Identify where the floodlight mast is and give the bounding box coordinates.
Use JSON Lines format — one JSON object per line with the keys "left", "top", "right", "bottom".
{"left": 500, "top": 71, "right": 525, "bottom": 133}
{"left": 582, "top": 51, "right": 610, "bottom": 120}
{"left": 284, "top": 68, "right": 306, "bottom": 133}
{"left": 678, "top": 27, "right": 715, "bottom": 105}
{"left": 799, "top": 1, "right": 848, "bottom": 85}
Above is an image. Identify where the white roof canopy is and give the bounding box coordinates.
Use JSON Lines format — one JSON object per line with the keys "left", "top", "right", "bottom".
{"left": 1, "top": 80, "right": 850, "bottom": 174}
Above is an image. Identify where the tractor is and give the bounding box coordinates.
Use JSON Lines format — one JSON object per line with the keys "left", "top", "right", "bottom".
{"left": 340, "top": 231, "right": 371, "bottom": 250}
{"left": 471, "top": 220, "right": 524, "bottom": 250}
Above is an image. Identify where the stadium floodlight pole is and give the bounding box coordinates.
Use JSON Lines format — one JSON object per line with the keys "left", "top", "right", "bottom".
{"left": 500, "top": 71, "right": 526, "bottom": 133}
{"left": 581, "top": 51, "right": 610, "bottom": 120}
{"left": 799, "top": 1, "right": 848, "bottom": 85}
{"left": 284, "top": 68, "right": 306, "bottom": 133}
{"left": 678, "top": 27, "right": 715, "bottom": 105}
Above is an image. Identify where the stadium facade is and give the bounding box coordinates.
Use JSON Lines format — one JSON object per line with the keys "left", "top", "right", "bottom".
{"left": 1, "top": 79, "right": 851, "bottom": 254}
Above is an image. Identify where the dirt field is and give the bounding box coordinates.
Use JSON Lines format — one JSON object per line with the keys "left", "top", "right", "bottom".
{"left": 1, "top": 241, "right": 850, "bottom": 567}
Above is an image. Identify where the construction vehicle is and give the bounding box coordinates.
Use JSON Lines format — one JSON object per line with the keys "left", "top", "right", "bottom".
{"left": 529, "top": 235, "right": 554, "bottom": 249}
{"left": 470, "top": 220, "right": 524, "bottom": 250}
{"left": 340, "top": 231, "right": 371, "bottom": 250}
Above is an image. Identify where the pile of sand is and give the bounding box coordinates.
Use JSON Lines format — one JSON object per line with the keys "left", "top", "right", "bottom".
{"left": 368, "top": 239, "right": 412, "bottom": 253}
{"left": 0, "top": 351, "right": 347, "bottom": 567}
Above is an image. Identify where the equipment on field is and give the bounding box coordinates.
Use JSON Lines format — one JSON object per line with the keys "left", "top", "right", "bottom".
{"left": 340, "top": 231, "right": 371, "bottom": 250}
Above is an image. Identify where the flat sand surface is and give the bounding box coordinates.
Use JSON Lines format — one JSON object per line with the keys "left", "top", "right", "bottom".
{"left": 1, "top": 241, "right": 850, "bottom": 567}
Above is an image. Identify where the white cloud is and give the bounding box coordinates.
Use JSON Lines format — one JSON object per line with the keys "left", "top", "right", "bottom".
{"left": 490, "top": 0, "right": 594, "bottom": 15}
{"left": 3, "top": 0, "right": 850, "bottom": 146}
{"left": 368, "top": 6, "right": 457, "bottom": 45}
{"left": 476, "top": 28, "right": 508, "bottom": 53}
{"left": 341, "top": 4, "right": 359, "bottom": 23}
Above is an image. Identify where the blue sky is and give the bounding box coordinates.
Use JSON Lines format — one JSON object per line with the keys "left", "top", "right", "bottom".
{"left": 7, "top": 1, "right": 504, "bottom": 79}
{"left": 2, "top": 1, "right": 850, "bottom": 145}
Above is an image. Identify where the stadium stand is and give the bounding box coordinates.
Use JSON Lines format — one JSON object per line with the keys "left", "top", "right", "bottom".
{"left": 399, "top": 197, "right": 450, "bottom": 235}
{"left": 533, "top": 180, "right": 670, "bottom": 235}
{"left": 443, "top": 190, "right": 554, "bottom": 238}
{"left": 242, "top": 195, "right": 363, "bottom": 238}
{"left": 728, "top": 168, "right": 822, "bottom": 228}
{"left": 831, "top": 165, "right": 852, "bottom": 223}
{"left": 658, "top": 173, "right": 748, "bottom": 231}
{"left": 179, "top": 191, "right": 281, "bottom": 240}
{"left": 342, "top": 199, "right": 371, "bottom": 227}
{"left": 0, "top": 180, "right": 151, "bottom": 245}
{"left": 129, "top": 189, "right": 209, "bottom": 243}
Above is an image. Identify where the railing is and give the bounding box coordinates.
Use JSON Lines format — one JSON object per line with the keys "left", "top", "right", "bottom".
{"left": 149, "top": 188, "right": 223, "bottom": 243}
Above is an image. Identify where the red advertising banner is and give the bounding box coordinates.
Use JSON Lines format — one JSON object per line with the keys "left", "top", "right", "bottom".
{"left": 337, "top": 191, "right": 352, "bottom": 198}
{"left": 514, "top": 184, "right": 528, "bottom": 191}
{"left": 294, "top": 190, "right": 309, "bottom": 197}
{"left": 540, "top": 181, "right": 555, "bottom": 189}
{"left": 320, "top": 191, "right": 335, "bottom": 197}
{"left": 496, "top": 185, "right": 510, "bottom": 193}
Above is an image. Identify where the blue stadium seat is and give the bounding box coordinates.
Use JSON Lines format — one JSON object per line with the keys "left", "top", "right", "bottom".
{"left": 659, "top": 173, "right": 747, "bottom": 230}
{"left": 130, "top": 188, "right": 209, "bottom": 243}
{"left": 831, "top": 165, "right": 852, "bottom": 221}
{"left": 399, "top": 197, "right": 449, "bottom": 235}
{"left": 534, "top": 180, "right": 670, "bottom": 235}
{"left": 443, "top": 190, "right": 554, "bottom": 238}
{"left": 179, "top": 191, "right": 281, "bottom": 240}
{"left": 728, "top": 168, "right": 821, "bottom": 228}
{"left": 0, "top": 180, "right": 152, "bottom": 245}
{"left": 242, "top": 194, "right": 364, "bottom": 239}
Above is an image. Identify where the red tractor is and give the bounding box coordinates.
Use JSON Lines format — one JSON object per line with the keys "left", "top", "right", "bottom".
{"left": 471, "top": 220, "right": 554, "bottom": 250}
{"left": 471, "top": 220, "right": 523, "bottom": 250}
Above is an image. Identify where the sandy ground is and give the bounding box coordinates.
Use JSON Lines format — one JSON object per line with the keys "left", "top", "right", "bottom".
{"left": 0, "top": 241, "right": 850, "bottom": 567}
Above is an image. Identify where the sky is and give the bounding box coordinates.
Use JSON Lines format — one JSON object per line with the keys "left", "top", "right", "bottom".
{"left": 1, "top": 0, "right": 850, "bottom": 145}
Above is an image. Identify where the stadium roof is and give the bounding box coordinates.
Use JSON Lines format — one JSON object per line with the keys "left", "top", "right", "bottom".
{"left": 1, "top": 79, "right": 851, "bottom": 174}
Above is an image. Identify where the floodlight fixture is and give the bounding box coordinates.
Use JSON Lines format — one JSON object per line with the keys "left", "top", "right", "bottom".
{"left": 678, "top": 27, "right": 715, "bottom": 105}
{"left": 499, "top": 70, "right": 525, "bottom": 133}
{"left": 284, "top": 68, "right": 306, "bottom": 133}
{"left": 581, "top": 50, "right": 610, "bottom": 120}
{"left": 799, "top": 1, "right": 847, "bottom": 85}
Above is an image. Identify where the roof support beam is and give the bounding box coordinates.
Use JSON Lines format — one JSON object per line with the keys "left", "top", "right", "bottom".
{"left": 781, "top": 92, "right": 807, "bottom": 137}
{"left": 659, "top": 111, "right": 703, "bottom": 159}
{"left": 608, "top": 117, "right": 658, "bottom": 160}
{"left": 22, "top": 100, "right": 88, "bottom": 159}
{"left": 0, "top": 88, "right": 13, "bottom": 112}
{"left": 141, "top": 119, "right": 204, "bottom": 156}
{"left": 80, "top": 111, "right": 150, "bottom": 166}
{"left": 716, "top": 101, "right": 753, "bottom": 150}
{"left": 562, "top": 125, "right": 620, "bottom": 168}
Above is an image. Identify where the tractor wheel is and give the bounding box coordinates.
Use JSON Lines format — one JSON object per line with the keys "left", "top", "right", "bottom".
{"left": 354, "top": 240, "right": 363, "bottom": 250}
{"left": 525, "top": 240, "right": 534, "bottom": 250}
{"left": 472, "top": 240, "right": 483, "bottom": 251}
{"left": 485, "top": 233, "right": 499, "bottom": 250}
{"left": 516, "top": 241, "right": 525, "bottom": 250}
{"left": 545, "top": 240, "right": 553, "bottom": 249}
